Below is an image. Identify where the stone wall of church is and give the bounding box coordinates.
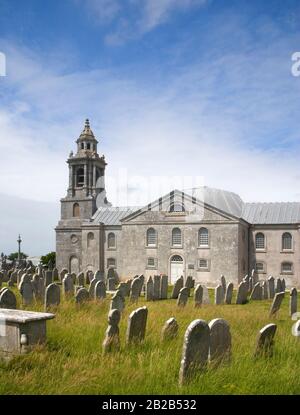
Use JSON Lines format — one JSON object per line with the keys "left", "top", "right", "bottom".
{"left": 55, "top": 227, "right": 82, "bottom": 273}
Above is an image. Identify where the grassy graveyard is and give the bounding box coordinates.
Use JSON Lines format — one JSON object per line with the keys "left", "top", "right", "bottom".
{"left": 0, "top": 286, "right": 300, "bottom": 395}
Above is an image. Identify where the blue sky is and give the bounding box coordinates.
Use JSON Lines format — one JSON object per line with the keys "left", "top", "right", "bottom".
{"left": 0, "top": 0, "right": 300, "bottom": 255}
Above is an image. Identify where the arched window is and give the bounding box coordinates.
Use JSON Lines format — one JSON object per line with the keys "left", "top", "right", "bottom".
{"left": 87, "top": 232, "right": 94, "bottom": 248}
{"left": 255, "top": 233, "right": 265, "bottom": 250}
{"left": 108, "top": 232, "right": 116, "bottom": 248}
{"left": 76, "top": 167, "right": 84, "bottom": 187}
{"left": 107, "top": 258, "right": 116, "bottom": 268}
{"left": 281, "top": 262, "right": 293, "bottom": 273}
{"left": 169, "top": 203, "right": 185, "bottom": 212}
{"left": 282, "top": 232, "right": 292, "bottom": 250}
{"left": 146, "top": 228, "right": 156, "bottom": 246}
{"left": 73, "top": 203, "right": 80, "bottom": 217}
{"left": 172, "top": 228, "right": 182, "bottom": 246}
{"left": 198, "top": 227, "right": 209, "bottom": 246}
{"left": 87, "top": 143, "right": 91, "bottom": 150}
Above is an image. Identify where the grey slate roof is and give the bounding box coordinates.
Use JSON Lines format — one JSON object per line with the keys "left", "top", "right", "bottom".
{"left": 91, "top": 187, "right": 300, "bottom": 226}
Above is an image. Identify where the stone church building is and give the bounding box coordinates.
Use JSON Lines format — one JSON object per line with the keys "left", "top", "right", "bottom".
{"left": 56, "top": 120, "right": 300, "bottom": 287}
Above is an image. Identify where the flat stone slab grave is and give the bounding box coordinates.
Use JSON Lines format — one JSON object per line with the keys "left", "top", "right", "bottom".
{"left": 0, "top": 309, "right": 55, "bottom": 360}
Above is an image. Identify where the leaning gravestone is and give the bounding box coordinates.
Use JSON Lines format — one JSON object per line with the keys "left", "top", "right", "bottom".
{"left": 225, "top": 282, "right": 233, "bottom": 305}
{"left": 254, "top": 323, "right": 277, "bottom": 357}
{"left": 290, "top": 287, "right": 297, "bottom": 317}
{"left": 75, "top": 287, "right": 90, "bottom": 304}
{"left": 236, "top": 281, "right": 248, "bottom": 304}
{"left": 248, "top": 277, "right": 253, "bottom": 294}
{"left": 160, "top": 275, "right": 168, "bottom": 300}
{"left": 95, "top": 280, "right": 106, "bottom": 300}
{"left": 178, "top": 319, "right": 210, "bottom": 385}
{"left": 89, "top": 278, "right": 98, "bottom": 299}
{"left": 63, "top": 274, "right": 75, "bottom": 297}
{"left": 171, "top": 276, "right": 183, "bottom": 299}
{"left": 145, "top": 276, "right": 154, "bottom": 301}
{"left": 250, "top": 282, "right": 262, "bottom": 301}
{"left": 103, "top": 309, "right": 121, "bottom": 354}
{"left": 214, "top": 285, "right": 224, "bottom": 305}
{"left": 194, "top": 284, "right": 203, "bottom": 307}
{"left": 177, "top": 287, "right": 189, "bottom": 307}
{"left": 262, "top": 281, "right": 269, "bottom": 299}
{"left": 130, "top": 278, "right": 141, "bottom": 303}
{"left": 243, "top": 275, "right": 249, "bottom": 292}
{"left": 126, "top": 306, "right": 148, "bottom": 345}
{"left": 0, "top": 288, "right": 17, "bottom": 309}
{"left": 202, "top": 285, "right": 210, "bottom": 304}
{"left": 208, "top": 318, "right": 231, "bottom": 365}
{"left": 161, "top": 317, "right": 178, "bottom": 341}
{"left": 220, "top": 275, "right": 226, "bottom": 294}
{"left": 268, "top": 276, "right": 275, "bottom": 299}
{"left": 153, "top": 275, "right": 161, "bottom": 300}
{"left": 269, "top": 292, "right": 285, "bottom": 317}
{"left": 45, "top": 283, "right": 60, "bottom": 310}
{"left": 110, "top": 290, "right": 125, "bottom": 313}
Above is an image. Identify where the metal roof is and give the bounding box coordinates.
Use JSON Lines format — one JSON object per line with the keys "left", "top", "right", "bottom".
{"left": 242, "top": 202, "right": 300, "bottom": 224}
{"left": 92, "top": 206, "right": 141, "bottom": 226}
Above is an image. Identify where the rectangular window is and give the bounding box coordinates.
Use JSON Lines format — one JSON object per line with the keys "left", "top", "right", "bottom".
{"left": 199, "top": 259, "right": 208, "bottom": 269}
{"left": 107, "top": 258, "right": 116, "bottom": 268}
{"left": 282, "top": 262, "right": 292, "bottom": 273}
{"left": 147, "top": 257, "right": 156, "bottom": 268}
{"left": 255, "top": 262, "right": 264, "bottom": 272}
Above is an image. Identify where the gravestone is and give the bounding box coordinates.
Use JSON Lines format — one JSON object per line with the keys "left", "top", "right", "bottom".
{"left": 214, "top": 285, "right": 224, "bottom": 305}
{"left": 0, "top": 288, "right": 17, "bottom": 309}
{"left": 45, "top": 283, "right": 60, "bottom": 310}
{"left": 20, "top": 280, "right": 34, "bottom": 306}
{"left": 290, "top": 287, "right": 297, "bottom": 317}
{"left": 86, "top": 270, "right": 93, "bottom": 284}
{"left": 281, "top": 278, "right": 286, "bottom": 292}
{"left": 220, "top": 275, "right": 226, "bottom": 294}
{"left": 236, "top": 281, "right": 248, "bottom": 304}
{"left": 194, "top": 284, "right": 203, "bottom": 307}
{"left": 177, "top": 287, "right": 189, "bottom": 307}
{"left": 53, "top": 268, "right": 59, "bottom": 281}
{"left": 161, "top": 317, "right": 178, "bottom": 341}
{"left": 251, "top": 269, "right": 258, "bottom": 284}
{"left": 59, "top": 269, "right": 68, "bottom": 282}
{"left": 130, "top": 278, "right": 141, "bottom": 303}
{"left": 107, "top": 278, "right": 116, "bottom": 291}
{"left": 250, "top": 282, "right": 263, "bottom": 301}
{"left": 89, "top": 278, "right": 98, "bottom": 299}
{"left": 17, "top": 270, "right": 24, "bottom": 285}
{"left": 160, "top": 275, "right": 168, "bottom": 300}
{"left": 254, "top": 323, "right": 277, "bottom": 357}
{"left": 202, "top": 285, "right": 210, "bottom": 304}
{"left": 262, "top": 281, "right": 269, "bottom": 300}
{"left": 110, "top": 290, "right": 125, "bottom": 313}
{"left": 269, "top": 292, "right": 285, "bottom": 317}
{"left": 107, "top": 267, "right": 116, "bottom": 281}
{"left": 145, "top": 276, "right": 154, "bottom": 301}
{"left": 10, "top": 271, "right": 18, "bottom": 284}
{"left": 77, "top": 272, "right": 85, "bottom": 286}
{"left": 119, "top": 282, "right": 129, "bottom": 298}
{"left": 248, "top": 277, "right": 253, "bottom": 294}
{"left": 102, "top": 309, "right": 121, "bottom": 354}
{"left": 63, "top": 274, "right": 75, "bottom": 297}
{"left": 268, "top": 276, "right": 275, "bottom": 299}
{"left": 276, "top": 278, "right": 282, "bottom": 294}
{"left": 178, "top": 319, "right": 210, "bottom": 385}
{"left": 94, "top": 270, "right": 102, "bottom": 280}
{"left": 32, "top": 274, "right": 44, "bottom": 301}
{"left": 208, "top": 318, "right": 231, "bottom": 365}
{"left": 243, "top": 275, "right": 249, "bottom": 292}
{"left": 126, "top": 306, "right": 148, "bottom": 344}
{"left": 95, "top": 280, "right": 106, "bottom": 300}
{"left": 225, "top": 282, "right": 233, "bottom": 305}
{"left": 138, "top": 275, "right": 145, "bottom": 296}
{"left": 44, "top": 270, "right": 53, "bottom": 287}
{"left": 185, "top": 276, "right": 194, "bottom": 290}
{"left": 171, "top": 276, "right": 184, "bottom": 299}
{"left": 153, "top": 275, "right": 161, "bottom": 300}
{"left": 75, "top": 287, "right": 90, "bottom": 304}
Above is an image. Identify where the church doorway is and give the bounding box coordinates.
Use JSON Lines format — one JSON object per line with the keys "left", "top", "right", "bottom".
{"left": 170, "top": 255, "right": 184, "bottom": 284}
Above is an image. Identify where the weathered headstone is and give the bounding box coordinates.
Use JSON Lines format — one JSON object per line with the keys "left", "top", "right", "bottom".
{"left": 243, "top": 275, "right": 249, "bottom": 292}
{"left": 248, "top": 277, "right": 253, "bottom": 294}
{"left": 32, "top": 274, "right": 44, "bottom": 301}
{"left": 63, "top": 274, "right": 75, "bottom": 297}
{"left": 225, "top": 282, "right": 233, "bottom": 305}
{"left": 75, "top": 287, "right": 90, "bottom": 304}
{"left": 202, "top": 285, "right": 210, "bottom": 304}
{"left": 110, "top": 290, "right": 125, "bottom": 313}
{"left": 214, "top": 285, "right": 224, "bottom": 305}
{"left": 254, "top": 323, "right": 277, "bottom": 358}
{"left": 89, "top": 278, "right": 98, "bottom": 299}
{"left": 289, "top": 287, "right": 297, "bottom": 317}
{"left": 262, "top": 280, "right": 269, "bottom": 299}
{"left": 194, "top": 284, "right": 203, "bottom": 307}
{"left": 95, "top": 280, "right": 106, "bottom": 300}
{"left": 276, "top": 278, "right": 282, "bottom": 294}
{"left": 107, "top": 277, "right": 116, "bottom": 291}
{"left": 107, "top": 267, "right": 116, "bottom": 281}
{"left": 160, "top": 275, "right": 168, "bottom": 300}
{"left": 0, "top": 288, "right": 17, "bottom": 309}
{"left": 220, "top": 275, "right": 226, "bottom": 294}
{"left": 153, "top": 275, "right": 161, "bottom": 300}
{"left": 269, "top": 292, "right": 285, "bottom": 317}
{"left": 208, "top": 318, "right": 231, "bottom": 365}
{"left": 119, "top": 282, "right": 129, "bottom": 298}
{"left": 177, "top": 287, "right": 189, "bottom": 307}
{"left": 250, "top": 282, "right": 262, "bottom": 301}
{"left": 281, "top": 278, "right": 286, "bottom": 293}
{"left": 44, "top": 270, "right": 53, "bottom": 287}
{"left": 236, "top": 281, "right": 248, "bottom": 304}
{"left": 77, "top": 272, "right": 85, "bottom": 286}
{"left": 130, "top": 278, "right": 141, "bottom": 303}
{"left": 126, "top": 306, "right": 148, "bottom": 344}
{"left": 178, "top": 319, "right": 210, "bottom": 385}
{"left": 171, "top": 276, "right": 184, "bottom": 299}
{"left": 59, "top": 268, "right": 68, "bottom": 282}
{"left": 185, "top": 276, "right": 194, "bottom": 290}
{"left": 161, "top": 317, "right": 178, "bottom": 341}
{"left": 268, "top": 276, "right": 275, "bottom": 299}
{"left": 45, "top": 283, "right": 60, "bottom": 310}
{"left": 20, "top": 280, "right": 34, "bottom": 306}
{"left": 145, "top": 276, "right": 154, "bottom": 301}
{"left": 53, "top": 268, "right": 59, "bottom": 281}
{"left": 102, "top": 309, "right": 121, "bottom": 354}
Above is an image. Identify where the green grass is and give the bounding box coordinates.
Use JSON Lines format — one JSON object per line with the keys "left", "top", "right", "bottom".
{"left": 0, "top": 285, "right": 300, "bottom": 395}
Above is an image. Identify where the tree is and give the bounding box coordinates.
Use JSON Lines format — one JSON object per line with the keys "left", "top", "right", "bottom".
{"left": 8, "top": 252, "right": 28, "bottom": 261}
{"left": 40, "top": 252, "right": 56, "bottom": 266}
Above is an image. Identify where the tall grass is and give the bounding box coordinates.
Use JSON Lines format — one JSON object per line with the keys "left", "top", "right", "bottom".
{"left": 0, "top": 286, "right": 299, "bottom": 395}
